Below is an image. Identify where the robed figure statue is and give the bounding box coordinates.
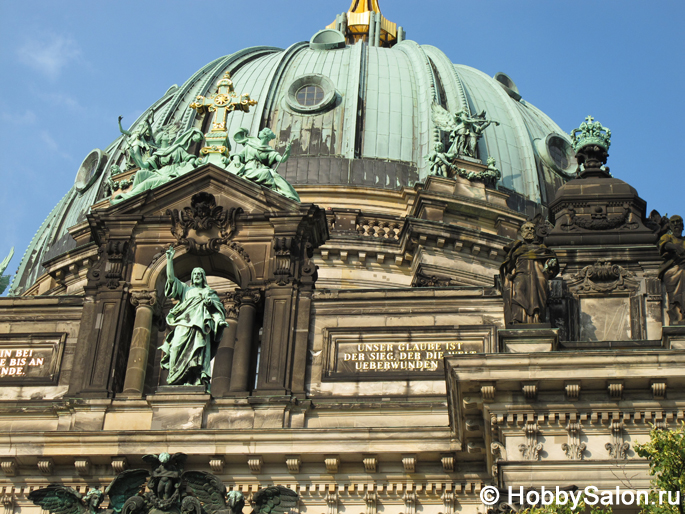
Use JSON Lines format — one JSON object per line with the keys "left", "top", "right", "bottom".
{"left": 500, "top": 219, "right": 559, "bottom": 325}
{"left": 658, "top": 215, "right": 685, "bottom": 324}
{"left": 160, "top": 246, "right": 228, "bottom": 387}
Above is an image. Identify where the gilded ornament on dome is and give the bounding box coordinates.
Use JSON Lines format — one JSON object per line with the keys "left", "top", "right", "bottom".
{"left": 189, "top": 72, "right": 258, "bottom": 158}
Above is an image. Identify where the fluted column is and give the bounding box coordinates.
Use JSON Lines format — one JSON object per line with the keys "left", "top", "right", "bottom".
{"left": 210, "top": 293, "right": 240, "bottom": 397}
{"left": 228, "top": 289, "right": 260, "bottom": 394}
{"left": 122, "top": 291, "right": 158, "bottom": 396}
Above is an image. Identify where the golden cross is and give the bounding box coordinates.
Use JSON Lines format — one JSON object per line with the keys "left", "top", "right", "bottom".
{"left": 189, "top": 72, "right": 257, "bottom": 157}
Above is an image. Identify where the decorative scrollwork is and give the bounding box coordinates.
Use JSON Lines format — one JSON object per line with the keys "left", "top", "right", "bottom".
{"left": 166, "top": 192, "right": 242, "bottom": 255}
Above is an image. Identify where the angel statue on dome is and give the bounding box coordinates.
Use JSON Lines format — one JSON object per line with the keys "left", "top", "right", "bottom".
{"left": 227, "top": 127, "right": 301, "bottom": 202}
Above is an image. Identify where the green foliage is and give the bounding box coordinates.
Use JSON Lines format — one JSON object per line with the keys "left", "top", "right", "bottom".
{"left": 516, "top": 425, "right": 685, "bottom": 514}
{"left": 634, "top": 424, "right": 685, "bottom": 514}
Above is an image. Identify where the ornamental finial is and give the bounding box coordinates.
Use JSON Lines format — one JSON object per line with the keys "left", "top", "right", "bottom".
{"left": 570, "top": 116, "right": 611, "bottom": 152}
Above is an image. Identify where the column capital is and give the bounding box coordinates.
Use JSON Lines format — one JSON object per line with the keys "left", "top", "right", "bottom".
{"left": 130, "top": 290, "right": 158, "bottom": 308}
{"left": 234, "top": 288, "right": 261, "bottom": 306}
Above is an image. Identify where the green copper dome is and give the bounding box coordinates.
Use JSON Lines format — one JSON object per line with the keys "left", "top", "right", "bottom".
{"left": 11, "top": 37, "right": 574, "bottom": 295}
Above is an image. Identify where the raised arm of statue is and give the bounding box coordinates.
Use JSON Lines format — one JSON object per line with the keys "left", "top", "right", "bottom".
{"left": 280, "top": 141, "right": 293, "bottom": 163}
{"left": 166, "top": 245, "right": 176, "bottom": 285}
{"left": 118, "top": 116, "right": 132, "bottom": 137}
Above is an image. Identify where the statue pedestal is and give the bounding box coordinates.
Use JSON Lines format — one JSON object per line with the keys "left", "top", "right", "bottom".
{"left": 147, "top": 387, "right": 211, "bottom": 430}
{"left": 663, "top": 324, "right": 685, "bottom": 349}
{"left": 498, "top": 325, "right": 559, "bottom": 353}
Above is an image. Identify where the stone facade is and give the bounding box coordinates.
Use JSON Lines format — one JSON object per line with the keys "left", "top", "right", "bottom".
{"left": 2, "top": 152, "right": 681, "bottom": 514}
{"left": 1, "top": 9, "right": 682, "bottom": 514}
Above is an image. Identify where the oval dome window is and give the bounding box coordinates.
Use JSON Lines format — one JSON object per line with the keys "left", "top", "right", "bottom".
{"left": 296, "top": 85, "right": 325, "bottom": 106}
{"left": 285, "top": 74, "right": 337, "bottom": 114}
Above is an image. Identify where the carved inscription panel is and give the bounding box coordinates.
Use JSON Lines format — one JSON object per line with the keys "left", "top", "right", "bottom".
{"left": 323, "top": 326, "right": 494, "bottom": 380}
{"left": 0, "top": 334, "right": 65, "bottom": 384}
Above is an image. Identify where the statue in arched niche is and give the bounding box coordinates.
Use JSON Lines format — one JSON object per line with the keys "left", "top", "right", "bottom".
{"left": 159, "top": 245, "right": 228, "bottom": 388}
{"left": 500, "top": 215, "right": 559, "bottom": 325}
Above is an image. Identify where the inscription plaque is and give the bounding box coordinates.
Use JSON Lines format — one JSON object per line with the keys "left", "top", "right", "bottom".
{"left": 0, "top": 333, "right": 66, "bottom": 384}
{"left": 323, "top": 326, "right": 495, "bottom": 380}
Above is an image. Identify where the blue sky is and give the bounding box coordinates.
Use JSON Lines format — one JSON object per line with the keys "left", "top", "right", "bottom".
{"left": 0, "top": 0, "right": 683, "bottom": 293}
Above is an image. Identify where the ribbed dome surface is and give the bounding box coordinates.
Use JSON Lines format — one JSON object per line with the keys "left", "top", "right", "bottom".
{"left": 11, "top": 38, "right": 574, "bottom": 295}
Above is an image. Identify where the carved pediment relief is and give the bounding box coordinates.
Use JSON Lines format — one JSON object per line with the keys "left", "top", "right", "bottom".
{"left": 167, "top": 192, "right": 242, "bottom": 255}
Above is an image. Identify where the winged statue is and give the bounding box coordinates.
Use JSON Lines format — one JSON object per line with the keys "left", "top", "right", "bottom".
{"left": 431, "top": 103, "right": 498, "bottom": 159}
{"left": 29, "top": 453, "right": 298, "bottom": 514}
{"left": 28, "top": 470, "right": 149, "bottom": 514}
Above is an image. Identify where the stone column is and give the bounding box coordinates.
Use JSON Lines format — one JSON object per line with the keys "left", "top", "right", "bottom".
{"left": 228, "top": 290, "right": 260, "bottom": 394}
{"left": 210, "top": 294, "right": 240, "bottom": 397}
{"left": 122, "top": 291, "right": 158, "bottom": 396}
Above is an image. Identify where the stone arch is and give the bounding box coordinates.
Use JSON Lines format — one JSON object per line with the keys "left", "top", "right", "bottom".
{"left": 138, "top": 244, "right": 256, "bottom": 295}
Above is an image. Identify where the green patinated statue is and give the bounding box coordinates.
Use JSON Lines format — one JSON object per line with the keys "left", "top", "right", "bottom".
{"left": 425, "top": 141, "right": 455, "bottom": 177}
{"left": 111, "top": 125, "right": 205, "bottom": 205}
{"left": 227, "top": 127, "right": 301, "bottom": 202}
{"left": 431, "top": 103, "right": 499, "bottom": 159}
{"left": 29, "top": 451, "right": 297, "bottom": 514}
{"left": 159, "top": 246, "right": 227, "bottom": 388}
{"left": 0, "top": 247, "right": 14, "bottom": 295}
{"left": 118, "top": 114, "right": 157, "bottom": 170}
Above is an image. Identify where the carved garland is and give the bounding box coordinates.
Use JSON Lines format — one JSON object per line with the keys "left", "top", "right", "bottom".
{"left": 567, "top": 260, "right": 639, "bottom": 294}
{"left": 560, "top": 203, "right": 639, "bottom": 232}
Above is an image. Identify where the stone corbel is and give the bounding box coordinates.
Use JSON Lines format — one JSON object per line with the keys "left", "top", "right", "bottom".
{"left": 518, "top": 423, "right": 543, "bottom": 460}
{"left": 286, "top": 456, "right": 301, "bottom": 474}
{"left": 326, "top": 491, "right": 338, "bottom": 514}
{"left": 565, "top": 381, "right": 581, "bottom": 401}
{"left": 0, "top": 459, "right": 17, "bottom": 477}
{"left": 491, "top": 441, "right": 506, "bottom": 477}
{"left": 324, "top": 456, "right": 340, "bottom": 474}
{"left": 606, "top": 421, "right": 630, "bottom": 459}
{"left": 37, "top": 457, "right": 54, "bottom": 475}
{"left": 441, "top": 490, "right": 454, "bottom": 514}
{"left": 247, "top": 456, "right": 263, "bottom": 474}
{"left": 111, "top": 456, "right": 129, "bottom": 474}
{"left": 362, "top": 456, "right": 377, "bottom": 473}
{"left": 209, "top": 457, "right": 225, "bottom": 473}
{"left": 403, "top": 491, "right": 416, "bottom": 514}
{"left": 74, "top": 457, "right": 91, "bottom": 475}
{"left": 364, "top": 491, "right": 377, "bottom": 514}
{"left": 562, "top": 423, "right": 586, "bottom": 460}
{"left": 651, "top": 380, "right": 667, "bottom": 399}
{"left": 402, "top": 455, "right": 416, "bottom": 473}
{"left": 2, "top": 494, "right": 13, "bottom": 514}
{"left": 441, "top": 454, "right": 455, "bottom": 472}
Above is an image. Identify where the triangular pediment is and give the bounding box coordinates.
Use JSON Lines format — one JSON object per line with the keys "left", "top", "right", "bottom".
{"left": 96, "top": 164, "right": 305, "bottom": 218}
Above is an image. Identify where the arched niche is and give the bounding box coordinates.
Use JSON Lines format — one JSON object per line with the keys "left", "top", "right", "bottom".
{"left": 141, "top": 244, "right": 256, "bottom": 295}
